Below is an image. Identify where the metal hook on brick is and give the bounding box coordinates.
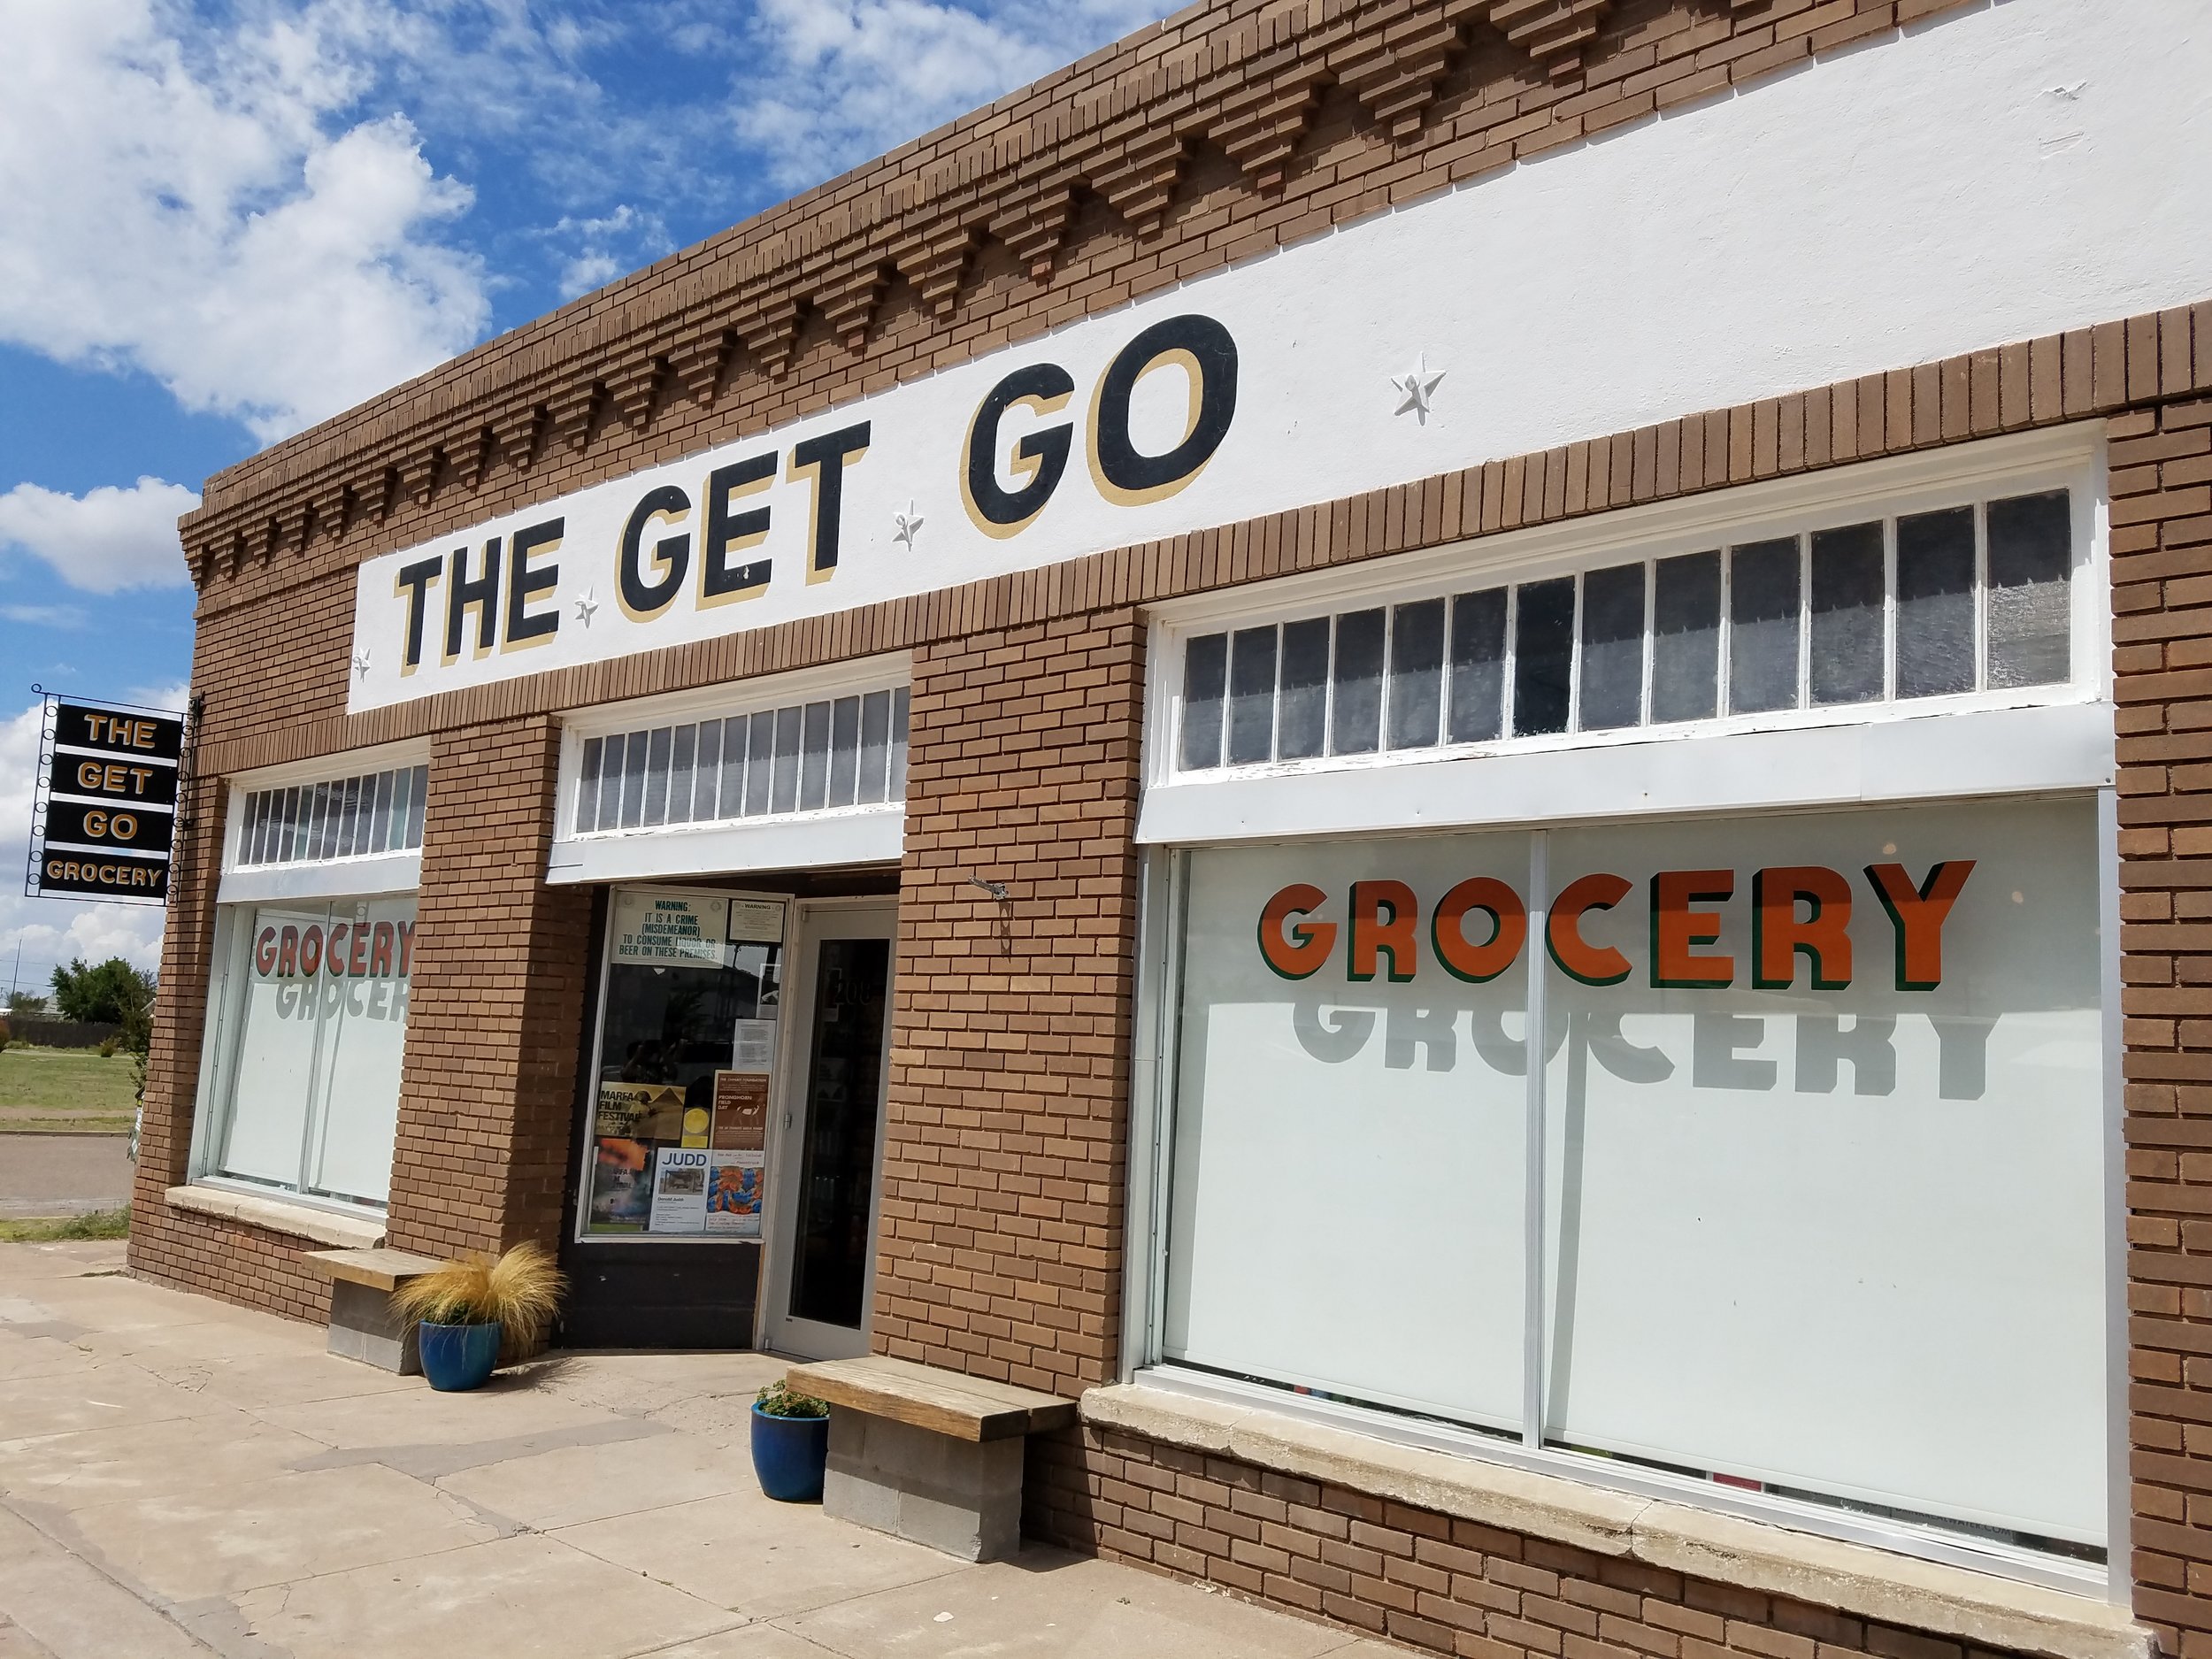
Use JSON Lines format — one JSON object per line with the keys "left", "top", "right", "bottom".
{"left": 965, "top": 876, "right": 1010, "bottom": 902}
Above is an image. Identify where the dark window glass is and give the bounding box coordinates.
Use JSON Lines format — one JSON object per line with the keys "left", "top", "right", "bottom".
{"left": 1228, "top": 626, "right": 1279, "bottom": 764}
{"left": 829, "top": 696, "right": 861, "bottom": 806}
{"left": 744, "top": 712, "right": 774, "bottom": 817}
{"left": 1388, "top": 600, "right": 1447, "bottom": 749}
{"left": 1513, "top": 578, "right": 1575, "bottom": 736}
{"left": 1651, "top": 551, "right": 1720, "bottom": 723}
{"left": 1809, "top": 522, "right": 1885, "bottom": 705}
{"left": 787, "top": 937, "right": 891, "bottom": 1328}
{"left": 1448, "top": 588, "right": 1506, "bottom": 743}
{"left": 1181, "top": 634, "right": 1226, "bottom": 771}
{"left": 1896, "top": 507, "right": 1975, "bottom": 698}
{"left": 1331, "top": 609, "right": 1386, "bottom": 755}
{"left": 1578, "top": 564, "right": 1645, "bottom": 731}
{"left": 1279, "top": 618, "right": 1331, "bottom": 759}
{"left": 771, "top": 705, "right": 803, "bottom": 814}
{"left": 856, "top": 691, "right": 890, "bottom": 805}
{"left": 1729, "top": 537, "right": 1801, "bottom": 714}
{"left": 618, "top": 733, "right": 649, "bottom": 828}
{"left": 1987, "top": 490, "right": 2071, "bottom": 687}
{"left": 577, "top": 737, "right": 603, "bottom": 833}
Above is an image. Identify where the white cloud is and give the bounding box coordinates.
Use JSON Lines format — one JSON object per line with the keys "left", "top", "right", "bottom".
{"left": 0, "top": 690, "right": 184, "bottom": 987}
{"left": 0, "top": 0, "right": 491, "bottom": 440}
{"left": 0, "top": 477, "right": 197, "bottom": 594}
{"left": 728, "top": 0, "right": 1170, "bottom": 188}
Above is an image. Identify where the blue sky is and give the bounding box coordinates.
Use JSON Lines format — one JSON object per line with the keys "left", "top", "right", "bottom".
{"left": 0, "top": 0, "right": 1171, "bottom": 991}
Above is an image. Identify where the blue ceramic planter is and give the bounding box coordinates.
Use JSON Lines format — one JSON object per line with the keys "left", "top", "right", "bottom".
{"left": 750, "top": 1403, "right": 830, "bottom": 1502}
{"left": 418, "top": 1320, "right": 502, "bottom": 1391}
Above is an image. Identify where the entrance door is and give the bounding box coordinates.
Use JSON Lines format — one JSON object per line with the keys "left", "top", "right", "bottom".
{"left": 758, "top": 902, "right": 896, "bottom": 1359}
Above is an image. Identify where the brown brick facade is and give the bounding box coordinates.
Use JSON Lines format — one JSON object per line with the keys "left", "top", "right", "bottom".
{"left": 2110, "top": 396, "right": 2212, "bottom": 1659}
{"left": 126, "top": 0, "right": 2208, "bottom": 1651}
{"left": 384, "top": 718, "right": 595, "bottom": 1259}
{"left": 1032, "top": 1425, "right": 2036, "bottom": 1659}
{"left": 879, "top": 613, "right": 1148, "bottom": 1398}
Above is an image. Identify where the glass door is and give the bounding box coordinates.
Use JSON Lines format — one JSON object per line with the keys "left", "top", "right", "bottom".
{"left": 758, "top": 902, "right": 896, "bottom": 1359}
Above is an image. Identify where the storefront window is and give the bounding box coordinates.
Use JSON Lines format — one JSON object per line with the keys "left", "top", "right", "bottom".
{"left": 234, "top": 764, "right": 427, "bottom": 866}
{"left": 204, "top": 897, "right": 415, "bottom": 1207}
{"left": 581, "top": 890, "right": 784, "bottom": 1238}
{"left": 1176, "top": 488, "right": 2077, "bottom": 770}
{"left": 1161, "top": 795, "right": 2105, "bottom": 1555}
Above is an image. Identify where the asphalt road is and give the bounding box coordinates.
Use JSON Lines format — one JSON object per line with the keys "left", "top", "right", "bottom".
{"left": 0, "top": 1133, "right": 131, "bottom": 1217}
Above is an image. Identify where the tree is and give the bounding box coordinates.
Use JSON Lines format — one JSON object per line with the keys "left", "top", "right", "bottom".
{"left": 50, "top": 957, "right": 154, "bottom": 1026}
{"left": 6, "top": 991, "right": 46, "bottom": 1014}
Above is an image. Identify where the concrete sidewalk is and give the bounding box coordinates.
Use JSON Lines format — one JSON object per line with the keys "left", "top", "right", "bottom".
{"left": 0, "top": 1242, "right": 1406, "bottom": 1659}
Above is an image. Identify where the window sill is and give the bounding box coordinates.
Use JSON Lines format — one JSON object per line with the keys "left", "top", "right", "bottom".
{"left": 1081, "top": 1384, "right": 2146, "bottom": 1659}
{"left": 165, "top": 1185, "right": 385, "bottom": 1249}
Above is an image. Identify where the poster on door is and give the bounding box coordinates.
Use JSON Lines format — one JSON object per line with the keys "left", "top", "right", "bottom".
{"left": 706, "top": 1150, "right": 764, "bottom": 1235}
{"left": 649, "top": 1147, "right": 710, "bottom": 1233}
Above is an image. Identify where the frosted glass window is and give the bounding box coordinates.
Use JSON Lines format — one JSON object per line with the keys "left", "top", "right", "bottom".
{"left": 1809, "top": 522, "right": 1884, "bottom": 706}
{"left": 1897, "top": 507, "right": 1975, "bottom": 698}
{"left": 772, "top": 706, "right": 803, "bottom": 814}
{"left": 1332, "top": 609, "right": 1386, "bottom": 755}
{"left": 1513, "top": 579, "right": 1575, "bottom": 736}
{"left": 669, "top": 725, "right": 697, "bottom": 823}
{"left": 1182, "top": 634, "right": 1227, "bottom": 770}
{"left": 642, "top": 727, "right": 673, "bottom": 826}
{"left": 1729, "top": 538, "right": 1801, "bottom": 714}
{"left": 695, "top": 719, "right": 724, "bottom": 819}
{"left": 798, "top": 702, "right": 831, "bottom": 811}
{"left": 889, "top": 688, "right": 910, "bottom": 799}
{"left": 1987, "top": 491, "right": 2071, "bottom": 688}
{"left": 1651, "top": 552, "right": 1720, "bottom": 723}
{"left": 1448, "top": 588, "right": 1507, "bottom": 743}
{"left": 1228, "top": 626, "right": 1279, "bottom": 764}
{"left": 210, "top": 895, "right": 416, "bottom": 1208}
{"left": 745, "top": 712, "right": 775, "bottom": 817}
{"left": 1388, "top": 600, "right": 1446, "bottom": 750}
{"left": 240, "top": 764, "right": 429, "bottom": 867}
{"left": 1279, "top": 618, "right": 1331, "bottom": 760}
{"left": 1578, "top": 564, "right": 1645, "bottom": 732}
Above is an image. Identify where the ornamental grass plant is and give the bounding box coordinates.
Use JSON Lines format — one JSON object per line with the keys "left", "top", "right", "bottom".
{"left": 392, "top": 1240, "right": 565, "bottom": 1347}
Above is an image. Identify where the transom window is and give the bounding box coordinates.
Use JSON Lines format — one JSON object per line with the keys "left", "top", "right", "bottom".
{"left": 1177, "top": 488, "right": 2075, "bottom": 772}
{"left": 236, "top": 764, "right": 429, "bottom": 868}
{"left": 574, "top": 687, "right": 909, "bottom": 835}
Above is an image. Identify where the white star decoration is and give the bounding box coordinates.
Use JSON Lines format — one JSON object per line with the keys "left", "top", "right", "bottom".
{"left": 350, "top": 648, "right": 372, "bottom": 680}
{"left": 574, "top": 589, "right": 599, "bottom": 627}
{"left": 892, "top": 502, "right": 924, "bottom": 550}
{"left": 1392, "top": 353, "right": 1446, "bottom": 424}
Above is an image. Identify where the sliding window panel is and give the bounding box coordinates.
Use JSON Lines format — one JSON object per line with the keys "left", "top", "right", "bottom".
{"left": 1986, "top": 491, "right": 2072, "bottom": 689}
{"left": 1228, "top": 626, "right": 1279, "bottom": 765}
{"left": 1278, "top": 618, "right": 1332, "bottom": 761}
{"left": 1388, "top": 599, "right": 1446, "bottom": 750}
{"left": 1540, "top": 798, "right": 2104, "bottom": 1544}
{"left": 303, "top": 896, "right": 416, "bottom": 1205}
{"left": 799, "top": 702, "right": 833, "bottom": 812}
{"left": 1651, "top": 552, "right": 1720, "bottom": 724}
{"left": 1181, "top": 634, "right": 1228, "bottom": 771}
{"left": 1809, "top": 522, "right": 1885, "bottom": 706}
{"left": 771, "top": 706, "right": 803, "bottom": 814}
{"left": 857, "top": 691, "right": 891, "bottom": 805}
{"left": 1512, "top": 579, "right": 1575, "bottom": 737}
{"left": 1331, "top": 609, "right": 1386, "bottom": 756}
{"left": 1578, "top": 564, "right": 1645, "bottom": 732}
{"left": 830, "top": 696, "right": 862, "bottom": 807}
{"left": 745, "top": 712, "right": 776, "bottom": 817}
{"left": 1165, "top": 838, "right": 1526, "bottom": 1432}
{"left": 1896, "top": 507, "right": 1976, "bottom": 698}
{"left": 1448, "top": 588, "right": 1507, "bottom": 743}
{"left": 668, "top": 725, "right": 698, "bottom": 824}
{"left": 1728, "top": 538, "right": 1801, "bottom": 715}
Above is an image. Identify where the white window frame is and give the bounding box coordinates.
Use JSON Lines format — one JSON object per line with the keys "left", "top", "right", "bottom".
{"left": 1141, "top": 427, "right": 2110, "bottom": 845}
{"left": 1123, "top": 426, "right": 2124, "bottom": 1601}
{"left": 549, "top": 653, "right": 910, "bottom": 886}
{"left": 219, "top": 738, "right": 429, "bottom": 904}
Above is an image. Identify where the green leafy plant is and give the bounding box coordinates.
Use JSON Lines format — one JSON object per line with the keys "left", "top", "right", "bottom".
{"left": 756, "top": 1379, "right": 829, "bottom": 1418}
{"left": 391, "top": 1241, "right": 565, "bottom": 1346}
{"left": 50, "top": 957, "right": 153, "bottom": 1025}
{"left": 96, "top": 1036, "right": 119, "bottom": 1058}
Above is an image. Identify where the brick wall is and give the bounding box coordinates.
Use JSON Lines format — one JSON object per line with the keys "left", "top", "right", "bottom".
{"left": 384, "top": 716, "right": 595, "bottom": 1258}
{"left": 876, "top": 611, "right": 1148, "bottom": 1398}
{"left": 1032, "top": 1425, "right": 2032, "bottom": 1659}
{"left": 2112, "top": 395, "right": 2212, "bottom": 1659}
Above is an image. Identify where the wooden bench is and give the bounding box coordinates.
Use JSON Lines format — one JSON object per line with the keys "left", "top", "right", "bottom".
{"left": 783, "top": 1355, "right": 1076, "bottom": 1561}
{"left": 303, "top": 1248, "right": 445, "bottom": 1374}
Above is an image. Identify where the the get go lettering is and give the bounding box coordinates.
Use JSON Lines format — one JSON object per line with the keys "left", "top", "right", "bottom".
{"left": 1258, "top": 861, "right": 1977, "bottom": 994}
{"left": 388, "top": 314, "right": 1238, "bottom": 672}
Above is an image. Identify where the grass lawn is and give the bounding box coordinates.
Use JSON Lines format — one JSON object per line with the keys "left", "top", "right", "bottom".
{"left": 0, "top": 1046, "right": 138, "bottom": 1133}
{"left": 0, "top": 1209, "right": 130, "bottom": 1242}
